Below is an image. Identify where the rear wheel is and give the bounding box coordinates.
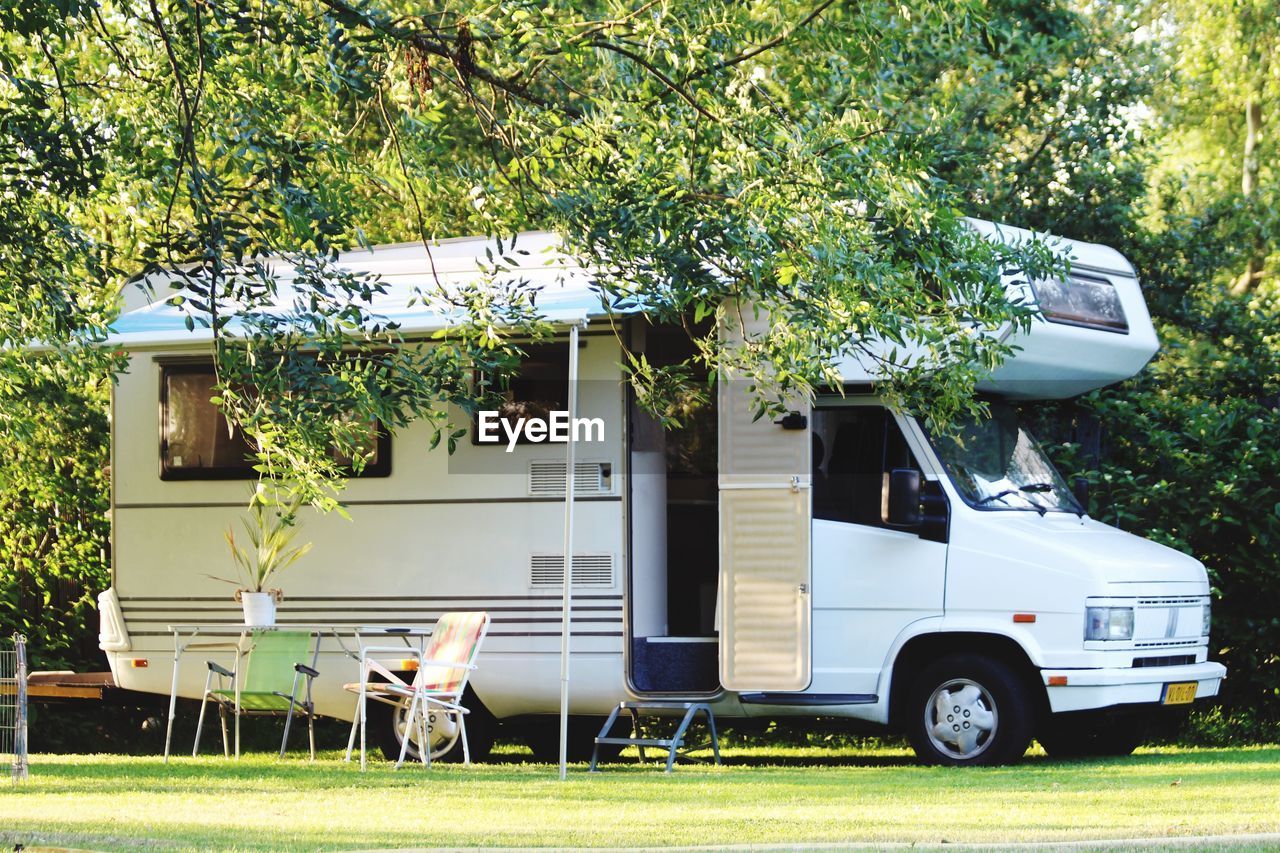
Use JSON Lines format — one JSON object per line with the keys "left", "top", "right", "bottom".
{"left": 906, "top": 654, "right": 1034, "bottom": 766}
{"left": 368, "top": 688, "right": 495, "bottom": 763}
{"left": 1038, "top": 716, "right": 1145, "bottom": 758}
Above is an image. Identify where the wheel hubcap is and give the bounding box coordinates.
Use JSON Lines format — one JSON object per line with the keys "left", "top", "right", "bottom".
{"left": 394, "top": 704, "right": 461, "bottom": 760}
{"left": 925, "top": 678, "right": 998, "bottom": 759}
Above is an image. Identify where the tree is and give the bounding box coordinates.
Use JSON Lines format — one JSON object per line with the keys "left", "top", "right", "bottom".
{"left": 1, "top": 0, "right": 1066, "bottom": 511}
{"left": 0, "top": 361, "right": 111, "bottom": 670}
{"left": 1154, "top": 0, "right": 1279, "bottom": 294}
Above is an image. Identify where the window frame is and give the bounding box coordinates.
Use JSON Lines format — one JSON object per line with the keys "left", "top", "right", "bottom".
{"left": 920, "top": 400, "right": 1082, "bottom": 515}
{"left": 812, "top": 402, "right": 925, "bottom": 530}
{"left": 157, "top": 360, "right": 392, "bottom": 481}
{"left": 1030, "top": 273, "right": 1130, "bottom": 335}
{"left": 470, "top": 340, "right": 573, "bottom": 448}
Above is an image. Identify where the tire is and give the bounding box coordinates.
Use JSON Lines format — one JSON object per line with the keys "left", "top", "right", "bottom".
{"left": 368, "top": 686, "right": 496, "bottom": 764}
{"left": 1038, "top": 716, "right": 1145, "bottom": 758}
{"left": 905, "top": 653, "right": 1035, "bottom": 766}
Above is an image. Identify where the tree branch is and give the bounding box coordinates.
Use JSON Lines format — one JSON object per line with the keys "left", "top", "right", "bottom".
{"left": 316, "top": 0, "right": 580, "bottom": 117}
{"left": 684, "top": 0, "right": 839, "bottom": 82}
{"left": 587, "top": 40, "right": 717, "bottom": 121}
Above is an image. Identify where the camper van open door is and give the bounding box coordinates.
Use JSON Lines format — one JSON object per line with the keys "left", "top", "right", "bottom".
{"left": 717, "top": 309, "right": 813, "bottom": 692}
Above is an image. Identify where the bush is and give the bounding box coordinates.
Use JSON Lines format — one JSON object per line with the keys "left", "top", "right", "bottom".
{"left": 0, "top": 361, "right": 111, "bottom": 672}
{"left": 1181, "top": 707, "right": 1280, "bottom": 747}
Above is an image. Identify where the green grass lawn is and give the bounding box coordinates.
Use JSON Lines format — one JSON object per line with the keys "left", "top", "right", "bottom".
{"left": 2, "top": 744, "right": 1279, "bottom": 851}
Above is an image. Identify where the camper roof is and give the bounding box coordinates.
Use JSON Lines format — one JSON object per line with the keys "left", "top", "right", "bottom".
{"left": 108, "top": 231, "right": 608, "bottom": 348}
{"left": 103, "top": 220, "right": 1157, "bottom": 399}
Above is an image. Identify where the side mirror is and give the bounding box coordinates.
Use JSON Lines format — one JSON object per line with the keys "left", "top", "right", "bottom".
{"left": 1072, "top": 476, "right": 1090, "bottom": 512}
{"left": 886, "top": 468, "right": 922, "bottom": 527}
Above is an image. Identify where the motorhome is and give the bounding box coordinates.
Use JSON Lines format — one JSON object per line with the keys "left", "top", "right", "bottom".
{"left": 96, "top": 221, "right": 1226, "bottom": 766}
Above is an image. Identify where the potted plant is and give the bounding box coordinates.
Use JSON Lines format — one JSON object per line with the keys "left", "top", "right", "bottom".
{"left": 212, "top": 492, "right": 312, "bottom": 626}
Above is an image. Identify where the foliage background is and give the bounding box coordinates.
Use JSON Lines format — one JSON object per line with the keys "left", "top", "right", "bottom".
{"left": 0, "top": 0, "right": 1277, "bottom": 743}
{"left": 0, "top": 363, "right": 110, "bottom": 670}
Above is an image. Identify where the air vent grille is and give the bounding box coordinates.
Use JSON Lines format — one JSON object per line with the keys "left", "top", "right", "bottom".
{"left": 528, "top": 461, "right": 610, "bottom": 496}
{"left": 530, "top": 553, "right": 615, "bottom": 588}
{"left": 1133, "top": 654, "right": 1197, "bottom": 668}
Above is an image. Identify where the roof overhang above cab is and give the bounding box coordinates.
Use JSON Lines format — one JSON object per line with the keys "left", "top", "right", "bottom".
{"left": 831, "top": 219, "right": 1158, "bottom": 400}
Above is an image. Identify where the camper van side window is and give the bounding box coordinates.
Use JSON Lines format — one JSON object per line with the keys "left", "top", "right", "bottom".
{"left": 1031, "top": 274, "right": 1129, "bottom": 333}
{"left": 812, "top": 407, "right": 921, "bottom": 528}
{"left": 159, "top": 364, "right": 390, "bottom": 480}
{"left": 472, "top": 341, "right": 570, "bottom": 446}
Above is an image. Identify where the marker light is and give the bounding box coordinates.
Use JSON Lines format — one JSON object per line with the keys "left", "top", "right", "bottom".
{"left": 1202, "top": 603, "right": 1212, "bottom": 638}
{"left": 1085, "top": 607, "right": 1135, "bottom": 641}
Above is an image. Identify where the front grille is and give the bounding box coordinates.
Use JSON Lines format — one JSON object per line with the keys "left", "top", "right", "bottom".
{"left": 1133, "top": 639, "right": 1201, "bottom": 649}
{"left": 1133, "top": 654, "right": 1196, "bottom": 668}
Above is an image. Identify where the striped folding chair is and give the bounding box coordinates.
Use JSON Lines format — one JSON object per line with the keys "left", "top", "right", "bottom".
{"left": 344, "top": 612, "right": 490, "bottom": 770}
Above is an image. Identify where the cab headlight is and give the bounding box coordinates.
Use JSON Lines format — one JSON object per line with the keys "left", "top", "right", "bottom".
{"left": 1085, "top": 606, "right": 1134, "bottom": 641}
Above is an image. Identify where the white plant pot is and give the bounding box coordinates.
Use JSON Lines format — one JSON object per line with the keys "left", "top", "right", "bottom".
{"left": 240, "top": 592, "right": 277, "bottom": 627}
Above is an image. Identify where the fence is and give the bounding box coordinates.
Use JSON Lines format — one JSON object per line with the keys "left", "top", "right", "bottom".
{"left": 1, "top": 634, "right": 28, "bottom": 781}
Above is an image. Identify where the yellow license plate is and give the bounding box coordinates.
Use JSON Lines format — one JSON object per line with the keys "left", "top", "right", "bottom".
{"left": 1163, "top": 682, "right": 1197, "bottom": 705}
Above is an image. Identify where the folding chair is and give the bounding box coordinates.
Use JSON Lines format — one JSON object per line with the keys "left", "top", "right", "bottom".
{"left": 194, "top": 630, "right": 320, "bottom": 760}
{"left": 344, "top": 612, "right": 489, "bottom": 770}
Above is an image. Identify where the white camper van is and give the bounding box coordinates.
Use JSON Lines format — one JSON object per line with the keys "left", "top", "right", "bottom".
{"left": 96, "top": 221, "right": 1226, "bottom": 766}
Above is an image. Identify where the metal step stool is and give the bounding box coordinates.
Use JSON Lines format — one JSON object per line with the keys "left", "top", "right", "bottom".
{"left": 589, "top": 701, "right": 720, "bottom": 772}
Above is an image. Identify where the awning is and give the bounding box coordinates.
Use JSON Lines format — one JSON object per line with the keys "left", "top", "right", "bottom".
{"left": 102, "top": 232, "right": 635, "bottom": 348}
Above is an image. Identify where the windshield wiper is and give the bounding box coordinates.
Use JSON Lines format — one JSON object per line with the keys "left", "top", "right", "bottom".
{"left": 1019, "top": 483, "right": 1054, "bottom": 516}
{"left": 974, "top": 482, "right": 1056, "bottom": 510}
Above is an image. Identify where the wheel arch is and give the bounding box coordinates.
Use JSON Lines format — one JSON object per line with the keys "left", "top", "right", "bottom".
{"left": 887, "top": 631, "right": 1046, "bottom": 731}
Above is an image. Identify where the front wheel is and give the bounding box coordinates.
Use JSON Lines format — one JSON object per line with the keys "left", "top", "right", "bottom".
{"left": 905, "top": 654, "right": 1034, "bottom": 766}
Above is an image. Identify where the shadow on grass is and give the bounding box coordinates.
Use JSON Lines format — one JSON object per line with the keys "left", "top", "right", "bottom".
{"left": 14, "top": 739, "right": 1278, "bottom": 796}
{"left": 1030, "top": 745, "right": 1280, "bottom": 768}
{"left": 21, "top": 743, "right": 1275, "bottom": 794}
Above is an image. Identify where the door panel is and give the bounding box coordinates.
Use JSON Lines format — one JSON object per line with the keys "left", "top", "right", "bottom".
{"left": 811, "top": 520, "right": 945, "bottom": 695}
{"left": 717, "top": 362, "right": 808, "bottom": 484}
{"left": 720, "top": 487, "right": 811, "bottom": 690}
{"left": 809, "top": 403, "right": 947, "bottom": 696}
{"left": 717, "top": 303, "right": 812, "bottom": 691}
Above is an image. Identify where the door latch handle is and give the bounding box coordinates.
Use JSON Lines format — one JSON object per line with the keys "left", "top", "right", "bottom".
{"left": 774, "top": 411, "right": 808, "bottom": 430}
{"left": 797, "top": 583, "right": 809, "bottom": 595}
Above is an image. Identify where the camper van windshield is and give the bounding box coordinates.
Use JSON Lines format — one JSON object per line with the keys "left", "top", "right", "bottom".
{"left": 929, "top": 403, "right": 1081, "bottom": 513}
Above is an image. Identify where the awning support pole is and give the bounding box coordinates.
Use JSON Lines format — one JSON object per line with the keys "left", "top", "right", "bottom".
{"left": 558, "top": 322, "right": 582, "bottom": 781}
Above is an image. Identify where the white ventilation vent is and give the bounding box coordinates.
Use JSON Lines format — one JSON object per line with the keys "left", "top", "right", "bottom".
{"left": 528, "top": 460, "right": 611, "bottom": 496}
{"left": 530, "top": 553, "right": 615, "bottom": 588}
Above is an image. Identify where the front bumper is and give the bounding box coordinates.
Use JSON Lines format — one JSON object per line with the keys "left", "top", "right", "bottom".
{"left": 1041, "top": 661, "right": 1226, "bottom": 713}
